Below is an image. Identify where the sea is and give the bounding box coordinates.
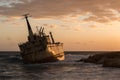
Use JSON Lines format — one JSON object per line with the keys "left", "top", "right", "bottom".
{"left": 0, "top": 51, "right": 120, "bottom": 80}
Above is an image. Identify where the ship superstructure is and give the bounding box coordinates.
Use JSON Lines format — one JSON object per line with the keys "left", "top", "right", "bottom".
{"left": 18, "top": 14, "right": 64, "bottom": 63}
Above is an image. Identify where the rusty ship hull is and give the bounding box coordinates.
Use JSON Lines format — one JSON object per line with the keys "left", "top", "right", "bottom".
{"left": 20, "top": 44, "right": 64, "bottom": 63}
{"left": 18, "top": 14, "right": 64, "bottom": 63}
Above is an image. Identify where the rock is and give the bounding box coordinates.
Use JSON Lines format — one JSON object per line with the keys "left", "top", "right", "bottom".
{"left": 103, "top": 58, "right": 120, "bottom": 68}
{"left": 79, "top": 52, "right": 120, "bottom": 68}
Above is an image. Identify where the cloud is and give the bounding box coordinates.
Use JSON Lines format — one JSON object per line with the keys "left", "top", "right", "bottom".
{"left": 43, "top": 24, "right": 58, "bottom": 28}
{"left": 74, "top": 26, "right": 80, "bottom": 31}
{"left": 89, "top": 25, "right": 97, "bottom": 28}
{"left": 0, "top": 0, "right": 120, "bottom": 23}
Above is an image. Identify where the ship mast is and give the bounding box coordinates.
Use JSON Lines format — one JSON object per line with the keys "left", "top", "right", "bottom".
{"left": 49, "top": 32, "right": 55, "bottom": 43}
{"left": 23, "top": 14, "right": 34, "bottom": 41}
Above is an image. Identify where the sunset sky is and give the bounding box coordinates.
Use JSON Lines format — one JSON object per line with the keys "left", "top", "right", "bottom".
{"left": 1, "top": 0, "right": 120, "bottom": 51}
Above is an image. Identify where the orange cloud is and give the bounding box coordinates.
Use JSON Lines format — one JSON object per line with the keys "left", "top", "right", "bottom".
{"left": 0, "top": 0, "right": 120, "bottom": 23}
{"left": 43, "top": 24, "right": 58, "bottom": 28}
{"left": 89, "top": 25, "right": 97, "bottom": 28}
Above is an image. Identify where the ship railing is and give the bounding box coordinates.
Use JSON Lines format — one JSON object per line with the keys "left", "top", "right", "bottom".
{"left": 48, "top": 42, "right": 63, "bottom": 47}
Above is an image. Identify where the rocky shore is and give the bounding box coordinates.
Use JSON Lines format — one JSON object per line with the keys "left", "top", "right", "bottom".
{"left": 78, "top": 52, "right": 120, "bottom": 68}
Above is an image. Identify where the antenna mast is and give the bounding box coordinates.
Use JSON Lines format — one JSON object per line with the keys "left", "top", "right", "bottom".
{"left": 23, "top": 14, "right": 34, "bottom": 41}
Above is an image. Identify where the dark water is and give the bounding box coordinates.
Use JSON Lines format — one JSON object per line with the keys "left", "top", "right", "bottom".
{"left": 0, "top": 52, "right": 120, "bottom": 80}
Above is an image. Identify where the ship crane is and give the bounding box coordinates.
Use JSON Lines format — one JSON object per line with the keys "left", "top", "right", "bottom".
{"left": 49, "top": 32, "right": 55, "bottom": 44}
{"left": 23, "top": 14, "right": 34, "bottom": 42}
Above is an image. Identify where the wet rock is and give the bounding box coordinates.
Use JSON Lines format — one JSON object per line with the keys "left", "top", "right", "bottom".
{"left": 78, "top": 52, "right": 120, "bottom": 68}
{"left": 103, "top": 58, "right": 120, "bottom": 67}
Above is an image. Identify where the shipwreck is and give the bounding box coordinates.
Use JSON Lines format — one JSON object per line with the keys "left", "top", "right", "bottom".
{"left": 18, "top": 14, "right": 65, "bottom": 63}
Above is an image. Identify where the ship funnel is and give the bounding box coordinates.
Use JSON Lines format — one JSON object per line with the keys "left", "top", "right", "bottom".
{"left": 23, "top": 14, "right": 34, "bottom": 41}
{"left": 49, "top": 32, "right": 55, "bottom": 43}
